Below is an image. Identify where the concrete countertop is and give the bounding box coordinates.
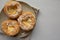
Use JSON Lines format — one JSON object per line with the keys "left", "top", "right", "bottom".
{"left": 0, "top": 0, "right": 60, "bottom": 40}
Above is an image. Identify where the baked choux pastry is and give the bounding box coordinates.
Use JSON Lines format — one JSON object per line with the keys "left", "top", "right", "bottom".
{"left": 4, "top": 1, "right": 22, "bottom": 19}
{"left": 17, "top": 12, "right": 36, "bottom": 31}
{"left": 1, "top": 20, "right": 20, "bottom": 36}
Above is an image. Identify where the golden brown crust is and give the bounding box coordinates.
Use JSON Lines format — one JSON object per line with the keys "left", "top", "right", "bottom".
{"left": 17, "top": 12, "right": 36, "bottom": 31}
{"left": 4, "top": 1, "right": 22, "bottom": 19}
{"left": 1, "top": 20, "right": 20, "bottom": 36}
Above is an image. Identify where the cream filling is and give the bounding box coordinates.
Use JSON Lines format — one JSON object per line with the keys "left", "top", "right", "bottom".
{"left": 8, "top": 26, "right": 15, "bottom": 32}
{"left": 7, "top": 9, "right": 16, "bottom": 15}
{"left": 22, "top": 19, "right": 32, "bottom": 28}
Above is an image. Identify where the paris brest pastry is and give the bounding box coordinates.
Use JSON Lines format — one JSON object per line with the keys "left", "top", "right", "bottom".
{"left": 1, "top": 20, "right": 20, "bottom": 36}
{"left": 4, "top": 1, "right": 22, "bottom": 19}
{"left": 17, "top": 12, "right": 36, "bottom": 31}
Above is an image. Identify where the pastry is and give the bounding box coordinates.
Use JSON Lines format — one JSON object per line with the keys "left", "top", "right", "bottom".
{"left": 1, "top": 20, "right": 20, "bottom": 36}
{"left": 17, "top": 12, "right": 36, "bottom": 31}
{"left": 4, "top": 1, "right": 22, "bottom": 19}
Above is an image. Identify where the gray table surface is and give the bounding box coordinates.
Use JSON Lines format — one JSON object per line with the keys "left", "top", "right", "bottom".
{"left": 0, "top": 0, "right": 60, "bottom": 40}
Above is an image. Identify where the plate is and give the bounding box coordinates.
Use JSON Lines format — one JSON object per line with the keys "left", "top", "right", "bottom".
{"left": 0, "top": 1, "right": 39, "bottom": 40}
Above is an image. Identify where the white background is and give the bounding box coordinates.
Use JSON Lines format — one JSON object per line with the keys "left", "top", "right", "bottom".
{"left": 0, "top": 0, "right": 60, "bottom": 40}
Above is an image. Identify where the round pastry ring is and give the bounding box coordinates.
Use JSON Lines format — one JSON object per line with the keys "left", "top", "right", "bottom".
{"left": 1, "top": 20, "right": 20, "bottom": 36}
{"left": 18, "top": 12, "right": 36, "bottom": 31}
{"left": 4, "top": 1, "right": 22, "bottom": 19}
